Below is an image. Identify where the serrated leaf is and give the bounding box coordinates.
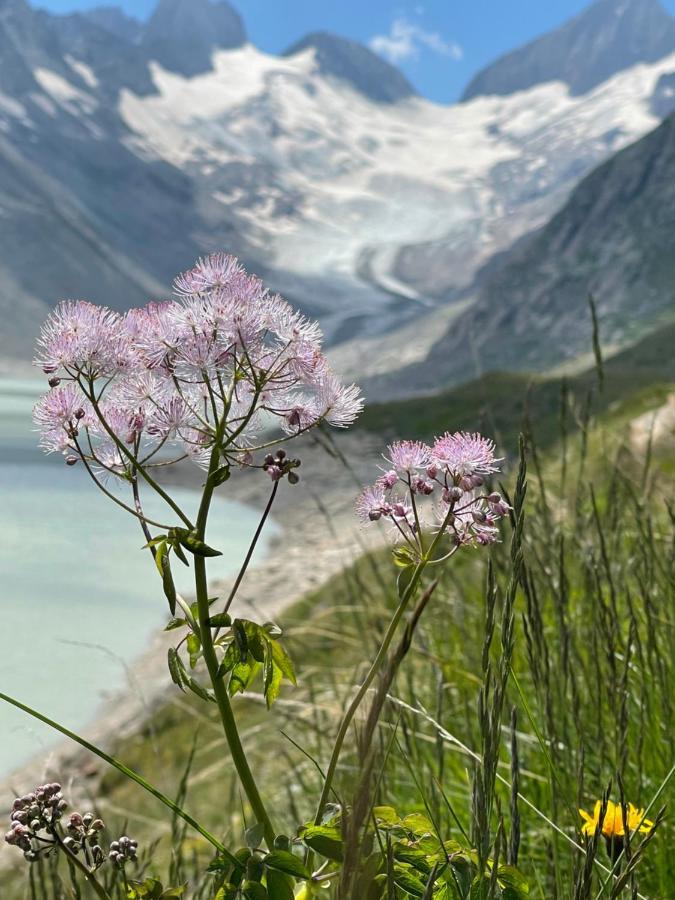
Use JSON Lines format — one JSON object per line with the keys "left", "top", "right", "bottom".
{"left": 264, "top": 850, "right": 309, "bottom": 879}
{"left": 270, "top": 640, "right": 296, "bottom": 685}
{"left": 229, "top": 659, "right": 259, "bottom": 696}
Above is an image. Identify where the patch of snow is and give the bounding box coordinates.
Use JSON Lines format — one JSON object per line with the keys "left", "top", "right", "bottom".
{"left": 65, "top": 56, "right": 99, "bottom": 89}
{"left": 33, "top": 68, "right": 98, "bottom": 114}
{"left": 116, "top": 44, "right": 675, "bottom": 336}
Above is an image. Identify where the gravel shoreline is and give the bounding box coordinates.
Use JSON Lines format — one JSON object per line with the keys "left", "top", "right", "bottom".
{"left": 0, "top": 431, "right": 386, "bottom": 816}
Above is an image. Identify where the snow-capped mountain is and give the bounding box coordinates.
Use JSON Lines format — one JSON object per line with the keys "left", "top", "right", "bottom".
{"left": 462, "top": 0, "right": 675, "bottom": 100}
{"left": 0, "top": 0, "right": 674, "bottom": 387}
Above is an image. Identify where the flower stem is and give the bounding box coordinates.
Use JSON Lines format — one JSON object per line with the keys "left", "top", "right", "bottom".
{"left": 313, "top": 513, "right": 458, "bottom": 825}
{"left": 193, "top": 440, "right": 276, "bottom": 848}
{"left": 51, "top": 830, "right": 112, "bottom": 900}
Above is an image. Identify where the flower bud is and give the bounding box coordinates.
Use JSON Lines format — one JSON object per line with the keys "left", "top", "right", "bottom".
{"left": 48, "top": 377, "right": 61, "bottom": 388}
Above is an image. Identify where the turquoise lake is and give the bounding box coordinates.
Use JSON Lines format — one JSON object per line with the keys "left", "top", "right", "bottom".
{"left": 0, "top": 378, "right": 275, "bottom": 777}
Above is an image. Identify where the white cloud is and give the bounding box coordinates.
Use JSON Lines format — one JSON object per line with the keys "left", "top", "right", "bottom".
{"left": 369, "top": 17, "right": 463, "bottom": 64}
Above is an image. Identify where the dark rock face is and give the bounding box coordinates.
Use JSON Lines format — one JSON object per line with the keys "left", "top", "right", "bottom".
{"left": 462, "top": 0, "right": 675, "bottom": 100}
{"left": 421, "top": 113, "right": 675, "bottom": 386}
{"left": 140, "top": 0, "right": 247, "bottom": 76}
{"left": 80, "top": 6, "right": 142, "bottom": 43}
{"left": 651, "top": 71, "right": 675, "bottom": 118}
{"left": 283, "top": 31, "right": 417, "bottom": 103}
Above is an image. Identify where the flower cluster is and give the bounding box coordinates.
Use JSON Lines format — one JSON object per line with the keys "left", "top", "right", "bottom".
{"left": 33, "top": 254, "right": 362, "bottom": 481}
{"left": 4, "top": 784, "right": 138, "bottom": 873}
{"left": 356, "top": 433, "right": 508, "bottom": 550}
{"left": 4, "top": 783, "right": 67, "bottom": 861}
{"left": 62, "top": 812, "right": 106, "bottom": 867}
{"left": 109, "top": 834, "right": 139, "bottom": 867}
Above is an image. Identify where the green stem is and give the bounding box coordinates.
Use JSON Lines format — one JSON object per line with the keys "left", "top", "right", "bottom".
{"left": 52, "top": 830, "right": 112, "bottom": 900}
{"left": 0, "top": 691, "right": 234, "bottom": 864}
{"left": 193, "top": 440, "right": 276, "bottom": 848}
{"left": 313, "top": 515, "right": 458, "bottom": 826}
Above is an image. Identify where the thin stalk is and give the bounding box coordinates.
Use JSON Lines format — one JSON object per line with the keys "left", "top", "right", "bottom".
{"left": 221, "top": 481, "right": 279, "bottom": 617}
{"left": 0, "top": 691, "right": 234, "bottom": 864}
{"left": 81, "top": 380, "right": 193, "bottom": 529}
{"left": 51, "top": 830, "right": 112, "bottom": 900}
{"left": 193, "top": 438, "right": 276, "bottom": 847}
{"left": 313, "top": 513, "right": 458, "bottom": 825}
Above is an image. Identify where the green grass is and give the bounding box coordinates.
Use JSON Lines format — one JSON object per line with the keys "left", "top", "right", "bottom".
{"left": 358, "top": 322, "right": 675, "bottom": 455}
{"left": 4, "top": 345, "right": 674, "bottom": 899}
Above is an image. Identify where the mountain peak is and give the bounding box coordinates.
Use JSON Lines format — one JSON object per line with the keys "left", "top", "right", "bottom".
{"left": 462, "top": 0, "right": 675, "bottom": 100}
{"left": 81, "top": 6, "right": 141, "bottom": 43}
{"left": 283, "top": 31, "right": 417, "bottom": 104}
{"left": 141, "top": 0, "right": 246, "bottom": 76}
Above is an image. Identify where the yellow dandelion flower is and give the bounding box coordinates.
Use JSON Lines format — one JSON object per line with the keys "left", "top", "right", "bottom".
{"left": 579, "top": 800, "right": 654, "bottom": 838}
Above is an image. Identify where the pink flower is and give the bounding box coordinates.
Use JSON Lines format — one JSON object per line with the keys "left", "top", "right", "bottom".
{"left": 35, "top": 301, "right": 130, "bottom": 377}
{"left": 385, "top": 440, "right": 431, "bottom": 474}
{"left": 431, "top": 432, "right": 500, "bottom": 479}
{"left": 355, "top": 484, "right": 392, "bottom": 522}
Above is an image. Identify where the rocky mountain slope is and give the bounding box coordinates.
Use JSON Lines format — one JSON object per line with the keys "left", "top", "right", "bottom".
{"left": 364, "top": 110, "right": 675, "bottom": 397}
{"left": 1, "top": 0, "right": 674, "bottom": 382}
{"left": 462, "top": 0, "right": 675, "bottom": 99}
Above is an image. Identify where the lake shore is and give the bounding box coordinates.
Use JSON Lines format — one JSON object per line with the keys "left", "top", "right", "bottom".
{"left": 0, "top": 430, "right": 386, "bottom": 816}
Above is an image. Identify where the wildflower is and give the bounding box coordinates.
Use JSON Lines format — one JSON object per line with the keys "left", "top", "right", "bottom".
{"left": 580, "top": 800, "right": 655, "bottom": 861}
{"left": 4, "top": 783, "right": 67, "bottom": 863}
{"left": 385, "top": 440, "right": 431, "bottom": 474}
{"left": 357, "top": 430, "right": 506, "bottom": 552}
{"left": 579, "top": 800, "right": 654, "bottom": 838}
{"left": 431, "top": 431, "right": 500, "bottom": 480}
{"left": 33, "top": 253, "right": 362, "bottom": 478}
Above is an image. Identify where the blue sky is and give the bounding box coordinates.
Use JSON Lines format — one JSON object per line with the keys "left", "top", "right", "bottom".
{"left": 32, "top": 0, "right": 675, "bottom": 103}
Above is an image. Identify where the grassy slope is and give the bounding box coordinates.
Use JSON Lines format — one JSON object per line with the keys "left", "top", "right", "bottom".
{"left": 5, "top": 328, "right": 674, "bottom": 898}
{"left": 358, "top": 322, "right": 675, "bottom": 454}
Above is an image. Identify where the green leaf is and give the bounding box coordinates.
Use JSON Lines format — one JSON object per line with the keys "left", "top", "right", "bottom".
{"left": 233, "top": 619, "right": 249, "bottom": 659}
{"left": 242, "top": 883, "right": 268, "bottom": 900}
{"left": 246, "top": 822, "right": 265, "bottom": 849}
{"left": 127, "top": 879, "right": 165, "bottom": 900}
{"left": 401, "top": 814, "right": 435, "bottom": 837}
{"left": 392, "top": 866, "right": 427, "bottom": 897}
{"left": 210, "top": 464, "right": 231, "bottom": 487}
{"left": 161, "top": 888, "right": 187, "bottom": 899}
{"left": 209, "top": 612, "right": 232, "bottom": 628}
{"left": 264, "top": 850, "right": 310, "bottom": 879}
{"left": 155, "top": 541, "right": 177, "bottom": 615}
{"left": 373, "top": 806, "right": 400, "bottom": 826}
{"left": 172, "top": 527, "right": 223, "bottom": 558}
{"left": 214, "top": 887, "right": 238, "bottom": 900}
{"left": 187, "top": 677, "right": 215, "bottom": 703}
{"left": 393, "top": 842, "right": 432, "bottom": 874}
{"left": 229, "top": 659, "right": 260, "bottom": 696}
{"left": 187, "top": 633, "right": 202, "bottom": 669}
{"left": 498, "top": 866, "right": 529, "bottom": 897}
{"left": 270, "top": 640, "right": 296, "bottom": 685}
{"left": 298, "top": 824, "right": 343, "bottom": 862}
{"left": 167, "top": 647, "right": 187, "bottom": 693}
{"left": 265, "top": 869, "right": 295, "bottom": 900}
{"left": 164, "top": 617, "right": 187, "bottom": 632}
{"left": 263, "top": 644, "right": 283, "bottom": 709}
